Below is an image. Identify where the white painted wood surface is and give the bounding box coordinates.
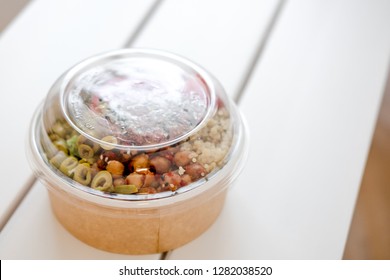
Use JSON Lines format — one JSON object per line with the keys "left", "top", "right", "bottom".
{"left": 0, "top": 0, "right": 156, "bottom": 229}
{"left": 170, "top": 0, "right": 390, "bottom": 259}
{"left": 0, "top": 0, "right": 280, "bottom": 259}
{"left": 0, "top": 0, "right": 160, "bottom": 260}
{"left": 1, "top": 0, "right": 389, "bottom": 260}
{"left": 133, "top": 0, "right": 280, "bottom": 99}
{"left": 0, "top": 182, "right": 159, "bottom": 259}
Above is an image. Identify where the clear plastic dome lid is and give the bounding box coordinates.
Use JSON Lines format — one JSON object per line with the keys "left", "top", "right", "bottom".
{"left": 62, "top": 54, "right": 215, "bottom": 149}
{"left": 34, "top": 49, "right": 240, "bottom": 200}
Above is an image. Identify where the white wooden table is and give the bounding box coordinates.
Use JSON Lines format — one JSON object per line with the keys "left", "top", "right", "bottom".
{"left": 0, "top": 0, "right": 389, "bottom": 259}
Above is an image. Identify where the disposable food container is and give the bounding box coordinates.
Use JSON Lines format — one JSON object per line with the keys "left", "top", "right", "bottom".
{"left": 28, "top": 49, "right": 248, "bottom": 254}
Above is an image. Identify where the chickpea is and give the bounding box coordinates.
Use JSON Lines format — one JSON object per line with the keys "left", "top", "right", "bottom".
{"left": 180, "top": 174, "right": 192, "bottom": 187}
{"left": 125, "top": 173, "right": 144, "bottom": 188}
{"left": 166, "top": 146, "right": 179, "bottom": 154}
{"left": 159, "top": 146, "right": 178, "bottom": 161}
{"left": 129, "top": 153, "right": 149, "bottom": 171}
{"left": 106, "top": 160, "right": 124, "bottom": 176}
{"left": 184, "top": 163, "right": 206, "bottom": 180}
{"left": 97, "top": 151, "right": 117, "bottom": 169}
{"left": 138, "top": 187, "right": 157, "bottom": 194}
{"left": 161, "top": 171, "right": 181, "bottom": 186}
{"left": 150, "top": 156, "right": 171, "bottom": 174}
{"left": 113, "top": 177, "right": 126, "bottom": 187}
{"left": 144, "top": 173, "right": 159, "bottom": 188}
{"left": 173, "top": 150, "right": 191, "bottom": 167}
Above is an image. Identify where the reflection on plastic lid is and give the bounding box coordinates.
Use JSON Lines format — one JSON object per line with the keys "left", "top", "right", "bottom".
{"left": 63, "top": 56, "right": 214, "bottom": 150}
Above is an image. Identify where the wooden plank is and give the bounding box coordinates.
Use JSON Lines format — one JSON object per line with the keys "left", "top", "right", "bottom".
{"left": 0, "top": 0, "right": 29, "bottom": 32}
{"left": 0, "top": 0, "right": 161, "bottom": 259}
{"left": 0, "top": 0, "right": 157, "bottom": 229}
{"left": 0, "top": 0, "right": 280, "bottom": 259}
{"left": 170, "top": 0, "right": 390, "bottom": 259}
{"left": 0, "top": 181, "right": 160, "bottom": 259}
{"left": 128, "top": 0, "right": 282, "bottom": 258}
{"left": 133, "top": 0, "right": 280, "bottom": 99}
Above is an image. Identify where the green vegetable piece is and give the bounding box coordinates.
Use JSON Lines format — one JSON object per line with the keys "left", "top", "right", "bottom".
{"left": 114, "top": 185, "right": 138, "bottom": 194}
{"left": 91, "top": 171, "right": 113, "bottom": 192}
{"left": 66, "top": 135, "right": 79, "bottom": 157}
{"left": 73, "top": 164, "right": 92, "bottom": 185}
{"left": 59, "top": 156, "right": 78, "bottom": 177}
{"left": 78, "top": 144, "right": 94, "bottom": 159}
{"left": 49, "top": 151, "right": 67, "bottom": 168}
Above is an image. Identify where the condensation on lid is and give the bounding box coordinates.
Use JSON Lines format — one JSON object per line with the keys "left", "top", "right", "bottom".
{"left": 61, "top": 55, "right": 215, "bottom": 150}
